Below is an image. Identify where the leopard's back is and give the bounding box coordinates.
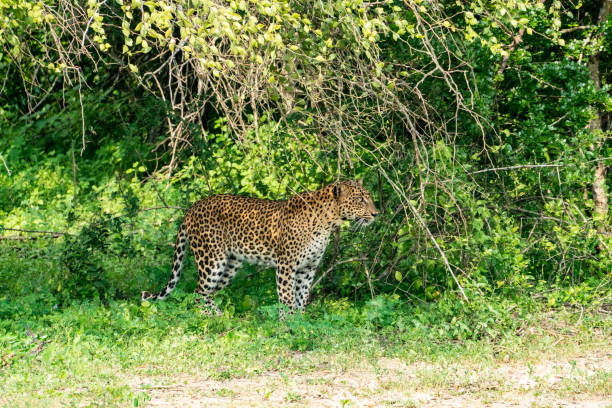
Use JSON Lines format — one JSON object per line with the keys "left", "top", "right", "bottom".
{"left": 185, "top": 194, "right": 284, "bottom": 266}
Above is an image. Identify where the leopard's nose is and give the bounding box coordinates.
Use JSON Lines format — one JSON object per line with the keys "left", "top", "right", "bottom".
{"left": 371, "top": 211, "right": 379, "bottom": 217}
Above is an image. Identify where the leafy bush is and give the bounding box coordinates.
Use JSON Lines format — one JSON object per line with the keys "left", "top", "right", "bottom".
{"left": 364, "top": 295, "right": 400, "bottom": 328}
{"left": 1, "top": 0, "right": 610, "bottom": 310}
{"left": 57, "top": 215, "right": 122, "bottom": 301}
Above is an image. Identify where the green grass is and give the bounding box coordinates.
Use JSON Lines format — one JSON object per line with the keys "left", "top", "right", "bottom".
{"left": 0, "top": 284, "right": 610, "bottom": 407}
{"left": 0, "top": 241, "right": 610, "bottom": 407}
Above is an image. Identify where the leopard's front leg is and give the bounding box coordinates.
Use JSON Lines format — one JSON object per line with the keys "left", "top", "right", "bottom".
{"left": 275, "top": 262, "right": 296, "bottom": 320}
{"left": 294, "top": 265, "right": 316, "bottom": 313}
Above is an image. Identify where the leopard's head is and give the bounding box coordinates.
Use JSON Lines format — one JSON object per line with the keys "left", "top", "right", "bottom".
{"left": 333, "top": 180, "right": 379, "bottom": 226}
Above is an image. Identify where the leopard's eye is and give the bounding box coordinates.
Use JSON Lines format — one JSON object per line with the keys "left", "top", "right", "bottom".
{"left": 360, "top": 197, "right": 367, "bottom": 204}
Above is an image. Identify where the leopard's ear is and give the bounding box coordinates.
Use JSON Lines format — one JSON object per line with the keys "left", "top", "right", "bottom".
{"left": 356, "top": 178, "right": 363, "bottom": 187}
{"left": 333, "top": 183, "right": 341, "bottom": 199}
{"left": 333, "top": 183, "right": 349, "bottom": 200}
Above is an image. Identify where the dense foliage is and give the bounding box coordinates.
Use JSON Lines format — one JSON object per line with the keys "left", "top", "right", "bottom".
{"left": 1, "top": 0, "right": 610, "bottom": 309}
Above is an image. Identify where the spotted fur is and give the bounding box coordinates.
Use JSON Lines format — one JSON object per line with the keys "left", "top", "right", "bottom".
{"left": 141, "top": 180, "right": 378, "bottom": 318}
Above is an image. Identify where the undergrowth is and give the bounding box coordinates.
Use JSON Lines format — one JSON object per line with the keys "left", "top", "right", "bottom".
{"left": 1, "top": 268, "right": 610, "bottom": 407}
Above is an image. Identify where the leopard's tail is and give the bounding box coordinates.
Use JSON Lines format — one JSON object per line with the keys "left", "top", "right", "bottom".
{"left": 141, "top": 222, "right": 188, "bottom": 301}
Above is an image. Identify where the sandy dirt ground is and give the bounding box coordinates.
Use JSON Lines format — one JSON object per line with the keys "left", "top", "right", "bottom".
{"left": 134, "top": 351, "right": 611, "bottom": 407}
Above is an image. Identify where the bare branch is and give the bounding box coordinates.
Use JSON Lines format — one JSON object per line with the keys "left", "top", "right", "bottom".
{"left": 469, "top": 163, "right": 563, "bottom": 175}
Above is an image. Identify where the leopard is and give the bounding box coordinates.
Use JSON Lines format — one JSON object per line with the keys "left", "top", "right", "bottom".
{"left": 141, "top": 180, "right": 378, "bottom": 318}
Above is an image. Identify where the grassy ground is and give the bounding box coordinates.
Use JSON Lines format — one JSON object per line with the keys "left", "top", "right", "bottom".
{"left": 1, "top": 236, "right": 610, "bottom": 407}
{"left": 1, "top": 282, "right": 610, "bottom": 408}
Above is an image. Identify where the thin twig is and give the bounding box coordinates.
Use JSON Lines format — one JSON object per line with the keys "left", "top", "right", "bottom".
{"left": 559, "top": 25, "right": 592, "bottom": 34}
{"left": 81, "top": 0, "right": 107, "bottom": 47}
{"left": 497, "top": 0, "right": 546, "bottom": 76}
{"left": 138, "top": 206, "right": 185, "bottom": 212}
{"left": 0, "top": 153, "right": 10, "bottom": 175}
{"left": 312, "top": 257, "right": 368, "bottom": 289}
{"left": 71, "top": 140, "right": 78, "bottom": 203}
{"left": 382, "top": 173, "right": 468, "bottom": 302}
{"left": 469, "top": 163, "right": 563, "bottom": 175}
{"left": 0, "top": 227, "right": 67, "bottom": 235}
{"left": 0, "top": 236, "right": 61, "bottom": 240}
{"left": 78, "top": 72, "right": 86, "bottom": 155}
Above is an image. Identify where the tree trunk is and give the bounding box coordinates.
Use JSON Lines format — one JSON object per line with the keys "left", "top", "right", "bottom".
{"left": 589, "top": 0, "right": 611, "bottom": 241}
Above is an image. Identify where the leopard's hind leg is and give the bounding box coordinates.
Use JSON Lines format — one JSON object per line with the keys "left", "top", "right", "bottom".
{"left": 192, "top": 243, "right": 227, "bottom": 315}
{"left": 214, "top": 255, "right": 242, "bottom": 292}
